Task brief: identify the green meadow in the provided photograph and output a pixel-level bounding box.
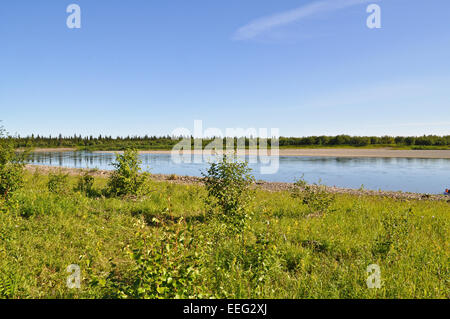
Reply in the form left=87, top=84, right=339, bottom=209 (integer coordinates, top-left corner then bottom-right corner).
left=0, top=167, right=448, bottom=299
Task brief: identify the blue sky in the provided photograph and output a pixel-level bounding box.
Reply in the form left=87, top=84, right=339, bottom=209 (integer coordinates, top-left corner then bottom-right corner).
left=0, top=0, right=449, bottom=137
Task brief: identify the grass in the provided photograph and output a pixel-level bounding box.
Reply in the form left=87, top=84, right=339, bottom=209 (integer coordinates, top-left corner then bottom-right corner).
left=0, top=171, right=448, bottom=299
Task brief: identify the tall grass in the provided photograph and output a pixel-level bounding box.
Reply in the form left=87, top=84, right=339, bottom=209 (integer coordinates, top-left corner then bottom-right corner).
left=0, top=171, right=448, bottom=299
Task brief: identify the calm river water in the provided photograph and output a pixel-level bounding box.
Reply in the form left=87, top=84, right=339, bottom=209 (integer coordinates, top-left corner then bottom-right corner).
left=27, top=151, right=450, bottom=194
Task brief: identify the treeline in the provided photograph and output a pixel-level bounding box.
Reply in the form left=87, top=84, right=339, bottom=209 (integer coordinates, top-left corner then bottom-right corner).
left=10, top=134, right=180, bottom=150
left=5, top=134, right=450, bottom=150
left=278, top=135, right=450, bottom=147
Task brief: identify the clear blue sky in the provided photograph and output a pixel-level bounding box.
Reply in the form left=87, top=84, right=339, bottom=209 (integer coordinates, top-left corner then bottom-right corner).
left=1, top=0, right=449, bottom=137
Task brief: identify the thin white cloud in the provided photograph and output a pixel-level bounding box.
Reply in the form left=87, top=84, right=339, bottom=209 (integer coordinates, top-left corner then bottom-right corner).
left=233, top=0, right=379, bottom=40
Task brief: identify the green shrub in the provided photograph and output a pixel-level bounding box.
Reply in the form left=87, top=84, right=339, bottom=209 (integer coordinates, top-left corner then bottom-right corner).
left=47, top=171, right=70, bottom=194
left=97, top=219, right=206, bottom=299
left=202, top=155, right=255, bottom=232
left=0, top=126, right=28, bottom=201
left=75, top=171, right=95, bottom=196
left=106, top=149, right=150, bottom=197
left=291, top=177, right=335, bottom=214
left=0, top=162, right=26, bottom=201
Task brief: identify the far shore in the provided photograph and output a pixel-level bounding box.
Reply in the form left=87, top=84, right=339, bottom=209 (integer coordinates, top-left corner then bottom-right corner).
left=18, top=148, right=77, bottom=153
left=25, top=147, right=450, bottom=159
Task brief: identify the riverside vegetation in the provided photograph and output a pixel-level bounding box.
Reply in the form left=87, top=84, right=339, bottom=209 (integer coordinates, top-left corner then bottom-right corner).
left=9, top=134, right=450, bottom=151
left=0, top=133, right=448, bottom=298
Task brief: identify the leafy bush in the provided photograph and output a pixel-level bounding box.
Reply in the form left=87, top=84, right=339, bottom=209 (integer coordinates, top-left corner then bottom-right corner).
left=97, top=219, right=206, bottom=299
left=106, top=149, right=150, bottom=197
left=202, top=155, right=255, bottom=231
left=47, top=171, right=70, bottom=194
left=291, top=177, right=335, bottom=214
left=75, top=171, right=95, bottom=196
left=0, top=125, right=28, bottom=201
